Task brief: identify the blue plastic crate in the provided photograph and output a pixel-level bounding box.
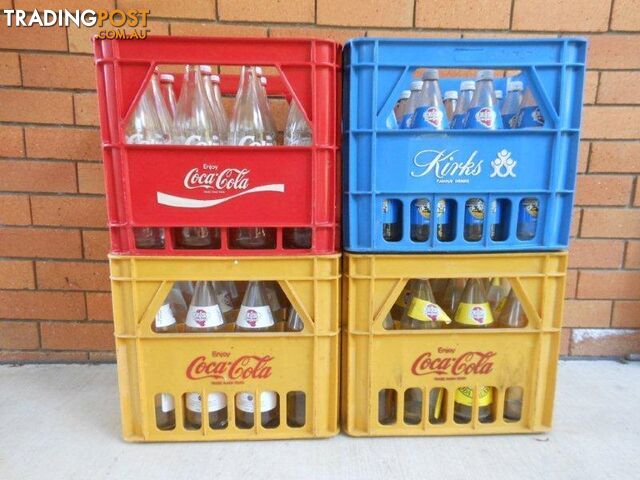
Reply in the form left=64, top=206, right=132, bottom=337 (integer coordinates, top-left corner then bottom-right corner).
left=343, top=38, right=586, bottom=253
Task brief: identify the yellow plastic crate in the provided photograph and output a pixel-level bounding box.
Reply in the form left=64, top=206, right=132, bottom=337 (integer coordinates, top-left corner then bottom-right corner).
left=110, top=254, right=340, bottom=441
left=342, top=252, right=567, bottom=436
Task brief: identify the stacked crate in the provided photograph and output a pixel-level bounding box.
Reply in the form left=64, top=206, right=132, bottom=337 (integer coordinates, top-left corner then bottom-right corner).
left=341, top=38, right=586, bottom=435
left=94, top=37, right=341, bottom=441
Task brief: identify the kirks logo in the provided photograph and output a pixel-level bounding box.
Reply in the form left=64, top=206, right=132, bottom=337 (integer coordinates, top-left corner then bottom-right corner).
left=193, top=308, right=208, bottom=327
left=411, top=347, right=496, bottom=379
left=245, top=309, right=259, bottom=328
left=424, top=106, right=443, bottom=128
left=157, top=163, right=285, bottom=209
left=411, top=149, right=516, bottom=184
left=186, top=351, right=274, bottom=382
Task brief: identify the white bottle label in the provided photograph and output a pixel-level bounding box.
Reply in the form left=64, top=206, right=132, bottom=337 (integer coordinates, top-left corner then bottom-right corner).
left=236, top=392, right=277, bottom=413
left=217, top=291, right=233, bottom=313
left=185, top=304, right=224, bottom=329
left=160, top=393, right=175, bottom=413
left=185, top=392, right=227, bottom=413
left=236, top=305, right=274, bottom=329
left=154, top=304, right=176, bottom=329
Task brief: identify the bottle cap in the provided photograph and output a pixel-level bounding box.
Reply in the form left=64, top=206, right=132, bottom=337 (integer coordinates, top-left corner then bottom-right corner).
left=495, top=90, right=503, bottom=99
left=260, top=76, right=267, bottom=86
left=199, top=65, right=212, bottom=75
left=399, top=89, right=411, bottom=100
left=421, top=68, right=439, bottom=80
left=507, top=81, right=523, bottom=92
left=255, top=66, right=263, bottom=76
left=444, top=90, right=458, bottom=100
left=476, top=69, right=495, bottom=81
left=410, top=80, right=423, bottom=91
left=460, top=80, right=476, bottom=91
left=159, top=73, right=175, bottom=83
left=211, top=74, right=221, bottom=84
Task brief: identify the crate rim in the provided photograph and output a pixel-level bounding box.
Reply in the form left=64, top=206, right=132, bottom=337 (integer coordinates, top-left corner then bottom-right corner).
left=345, top=36, right=588, bottom=47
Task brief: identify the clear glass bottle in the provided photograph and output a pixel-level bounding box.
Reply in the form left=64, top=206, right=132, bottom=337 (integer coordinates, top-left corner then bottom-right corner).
left=173, top=65, right=222, bottom=145
left=185, top=392, right=228, bottom=430
left=400, top=278, right=451, bottom=330
left=517, top=198, right=540, bottom=240
left=176, top=227, right=220, bottom=250
left=501, top=81, right=523, bottom=129
left=159, top=73, right=177, bottom=118
left=516, top=87, right=545, bottom=128
left=400, top=278, right=450, bottom=424
left=153, top=299, right=177, bottom=430
left=382, top=199, right=401, bottom=242
left=284, top=100, right=312, bottom=146
left=200, top=65, right=229, bottom=145
left=498, top=289, right=527, bottom=420
left=443, top=90, right=458, bottom=121
left=411, top=69, right=447, bottom=130
left=399, top=80, right=422, bottom=129
left=450, top=80, right=475, bottom=129
left=235, top=281, right=276, bottom=333
left=210, top=74, right=228, bottom=133
left=453, top=279, right=495, bottom=423
left=394, top=89, right=411, bottom=124
left=229, top=66, right=275, bottom=146
left=258, top=75, right=277, bottom=145
left=487, top=277, right=510, bottom=318
left=185, top=281, right=226, bottom=333
left=134, top=227, right=164, bottom=249
left=410, top=199, right=430, bottom=242
left=464, top=198, right=485, bottom=242
left=441, top=277, right=465, bottom=320
left=235, top=391, right=279, bottom=429
left=125, top=79, right=171, bottom=145
left=464, top=70, right=502, bottom=130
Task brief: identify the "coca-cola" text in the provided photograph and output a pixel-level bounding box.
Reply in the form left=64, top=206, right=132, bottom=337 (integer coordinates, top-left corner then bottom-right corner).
left=184, top=166, right=250, bottom=191
left=411, top=348, right=496, bottom=378
left=186, top=353, right=273, bottom=381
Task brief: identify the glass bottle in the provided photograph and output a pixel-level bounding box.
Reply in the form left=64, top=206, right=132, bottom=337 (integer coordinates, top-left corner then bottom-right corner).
left=153, top=299, right=177, bottom=430
left=443, top=90, right=458, bottom=121
left=498, top=290, right=528, bottom=421
left=453, top=279, right=495, bottom=423
left=411, top=69, right=448, bottom=130
left=464, top=70, right=502, bottom=130
left=501, top=81, right=523, bottom=129
left=284, top=99, right=312, bottom=146
left=450, top=80, right=475, bottom=129
left=394, top=89, right=411, bottom=124
left=235, top=281, right=276, bottom=333
left=410, top=199, right=430, bottom=242
left=400, top=278, right=451, bottom=424
left=173, top=65, right=222, bottom=145
left=229, top=66, right=275, bottom=146
left=516, top=87, right=545, bottom=128
left=200, top=65, right=229, bottom=145
left=159, top=73, right=177, bottom=118
left=185, top=281, right=226, bottom=333
left=399, top=80, right=422, bottom=129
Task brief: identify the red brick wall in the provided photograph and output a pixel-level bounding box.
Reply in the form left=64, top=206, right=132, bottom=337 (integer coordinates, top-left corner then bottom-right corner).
left=0, top=0, right=638, bottom=361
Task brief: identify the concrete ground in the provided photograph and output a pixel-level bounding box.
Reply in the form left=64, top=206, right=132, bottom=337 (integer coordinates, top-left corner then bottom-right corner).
left=0, top=360, right=638, bottom=480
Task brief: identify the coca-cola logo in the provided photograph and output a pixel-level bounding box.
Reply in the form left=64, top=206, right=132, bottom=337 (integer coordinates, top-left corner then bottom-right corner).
left=157, top=163, right=285, bottom=209
left=184, top=165, right=250, bottom=192
left=411, top=347, right=495, bottom=379
left=186, top=351, right=273, bottom=383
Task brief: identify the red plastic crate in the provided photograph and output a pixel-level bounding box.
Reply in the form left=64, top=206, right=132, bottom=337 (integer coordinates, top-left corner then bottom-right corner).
left=93, top=36, right=341, bottom=255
